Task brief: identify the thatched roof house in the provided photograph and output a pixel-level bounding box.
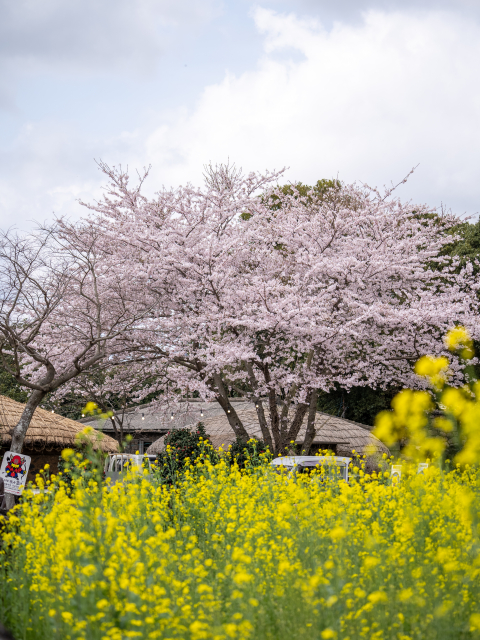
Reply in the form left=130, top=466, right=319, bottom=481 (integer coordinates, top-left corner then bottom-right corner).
left=0, top=395, right=119, bottom=481
left=146, top=400, right=389, bottom=464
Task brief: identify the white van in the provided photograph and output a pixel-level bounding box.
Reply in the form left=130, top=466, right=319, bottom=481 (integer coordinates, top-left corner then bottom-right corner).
left=104, top=454, right=157, bottom=484
left=271, top=456, right=351, bottom=482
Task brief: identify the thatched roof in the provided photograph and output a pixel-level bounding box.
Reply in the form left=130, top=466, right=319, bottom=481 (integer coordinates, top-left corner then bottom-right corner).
left=146, top=401, right=389, bottom=458
left=0, top=395, right=119, bottom=453
left=79, top=398, right=240, bottom=434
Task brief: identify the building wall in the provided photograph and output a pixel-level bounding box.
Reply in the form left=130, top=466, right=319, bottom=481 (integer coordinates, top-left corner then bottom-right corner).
left=25, top=449, right=61, bottom=482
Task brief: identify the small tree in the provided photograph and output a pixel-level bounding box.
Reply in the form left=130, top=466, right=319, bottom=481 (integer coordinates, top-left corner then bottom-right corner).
left=227, top=437, right=268, bottom=469
left=155, top=423, right=214, bottom=483
left=54, top=360, right=167, bottom=446
left=0, top=223, right=153, bottom=509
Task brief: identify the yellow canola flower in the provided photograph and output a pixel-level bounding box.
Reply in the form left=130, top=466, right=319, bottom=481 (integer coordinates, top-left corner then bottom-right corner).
left=415, top=355, right=450, bottom=390
left=2, top=434, right=480, bottom=640
left=391, top=389, right=433, bottom=422
left=433, top=416, right=454, bottom=433
left=363, top=556, right=380, bottom=570
left=61, top=448, right=74, bottom=460
left=445, top=325, right=474, bottom=359
left=83, top=401, right=98, bottom=414
left=374, top=390, right=435, bottom=456
left=233, top=571, right=252, bottom=585
left=398, top=588, right=414, bottom=602
left=81, top=426, right=94, bottom=435
left=415, top=355, right=449, bottom=378
left=330, top=526, right=347, bottom=542
left=470, top=613, right=480, bottom=632
left=441, top=387, right=467, bottom=419
left=368, top=591, right=388, bottom=604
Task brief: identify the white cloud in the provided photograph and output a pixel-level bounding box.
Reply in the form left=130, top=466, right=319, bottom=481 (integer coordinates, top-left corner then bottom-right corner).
left=0, top=0, right=221, bottom=74
left=268, top=0, right=480, bottom=24
left=145, top=7, right=480, bottom=215
left=2, top=5, right=480, bottom=231
left=0, top=0, right=222, bottom=228
left=0, top=122, right=102, bottom=228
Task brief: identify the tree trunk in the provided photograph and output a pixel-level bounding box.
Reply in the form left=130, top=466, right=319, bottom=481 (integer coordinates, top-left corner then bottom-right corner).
left=285, top=401, right=309, bottom=449
left=301, top=389, right=319, bottom=455
left=258, top=363, right=280, bottom=451
left=253, top=399, right=273, bottom=451
left=109, top=415, right=119, bottom=442
left=245, top=362, right=273, bottom=451
left=282, top=351, right=314, bottom=452
left=279, top=383, right=298, bottom=448
left=2, top=389, right=46, bottom=511
left=267, top=389, right=282, bottom=451
left=212, top=373, right=250, bottom=441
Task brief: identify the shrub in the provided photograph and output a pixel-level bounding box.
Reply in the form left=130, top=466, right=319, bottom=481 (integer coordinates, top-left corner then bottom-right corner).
left=226, top=437, right=269, bottom=469
left=155, top=422, right=216, bottom=483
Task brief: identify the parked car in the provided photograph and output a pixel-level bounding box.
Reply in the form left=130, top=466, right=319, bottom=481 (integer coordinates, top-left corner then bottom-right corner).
left=104, top=454, right=157, bottom=484
left=271, top=456, right=352, bottom=481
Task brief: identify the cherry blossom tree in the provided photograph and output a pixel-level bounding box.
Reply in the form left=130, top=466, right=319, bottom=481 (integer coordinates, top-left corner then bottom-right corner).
left=80, top=163, right=480, bottom=454
left=0, top=223, right=154, bottom=507
left=54, top=360, right=168, bottom=445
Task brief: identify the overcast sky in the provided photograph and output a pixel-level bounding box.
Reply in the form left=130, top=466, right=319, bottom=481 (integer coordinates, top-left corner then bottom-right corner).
left=1, top=0, right=480, bottom=228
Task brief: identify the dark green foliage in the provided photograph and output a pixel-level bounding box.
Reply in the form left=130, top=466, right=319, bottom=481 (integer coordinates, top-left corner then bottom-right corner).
left=163, top=422, right=212, bottom=464
left=154, top=422, right=216, bottom=484
left=227, top=437, right=268, bottom=469
left=240, top=178, right=342, bottom=221
left=57, top=454, right=76, bottom=487
left=44, top=391, right=86, bottom=420
left=317, top=385, right=401, bottom=427
left=0, top=362, right=27, bottom=404
left=269, top=178, right=343, bottom=209
left=441, top=219, right=480, bottom=273
left=57, top=446, right=105, bottom=489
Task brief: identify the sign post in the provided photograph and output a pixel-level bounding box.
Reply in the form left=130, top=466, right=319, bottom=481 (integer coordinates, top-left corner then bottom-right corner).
left=0, top=451, right=31, bottom=496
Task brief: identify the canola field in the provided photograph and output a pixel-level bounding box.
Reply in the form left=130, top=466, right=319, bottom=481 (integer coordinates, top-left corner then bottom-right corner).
left=1, top=457, right=480, bottom=640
